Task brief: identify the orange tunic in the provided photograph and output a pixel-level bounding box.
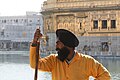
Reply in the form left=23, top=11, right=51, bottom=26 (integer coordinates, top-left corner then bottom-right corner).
left=30, top=46, right=111, bottom=80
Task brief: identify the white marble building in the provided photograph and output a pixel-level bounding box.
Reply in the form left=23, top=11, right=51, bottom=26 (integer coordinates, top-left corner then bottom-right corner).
left=0, top=12, right=43, bottom=51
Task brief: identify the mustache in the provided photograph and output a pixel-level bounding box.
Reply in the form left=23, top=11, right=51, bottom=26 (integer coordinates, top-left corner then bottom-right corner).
left=56, top=48, right=61, bottom=51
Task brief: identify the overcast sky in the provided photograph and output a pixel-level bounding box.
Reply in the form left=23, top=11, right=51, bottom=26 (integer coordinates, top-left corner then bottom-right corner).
left=0, top=0, right=46, bottom=16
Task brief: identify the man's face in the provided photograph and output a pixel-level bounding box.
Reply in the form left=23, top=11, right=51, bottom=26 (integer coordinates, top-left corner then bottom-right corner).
left=56, top=40, right=70, bottom=62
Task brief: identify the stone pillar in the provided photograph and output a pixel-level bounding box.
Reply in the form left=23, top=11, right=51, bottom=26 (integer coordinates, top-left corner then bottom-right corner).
left=91, top=20, right=93, bottom=31
left=10, top=42, right=13, bottom=50
left=116, top=11, right=119, bottom=30
left=98, top=19, right=101, bottom=30
left=3, top=42, right=6, bottom=49
left=107, top=19, right=111, bottom=30
left=53, top=15, right=57, bottom=31
left=43, top=16, right=47, bottom=34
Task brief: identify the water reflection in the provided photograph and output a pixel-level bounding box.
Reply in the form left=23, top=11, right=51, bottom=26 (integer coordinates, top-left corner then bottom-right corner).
left=96, top=58, right=120, bottom=72
left=95, top=58, right=120, bottom=80
left=0, top=51, right=120, bottom=80
left=0, top=54, right=29, bottom=63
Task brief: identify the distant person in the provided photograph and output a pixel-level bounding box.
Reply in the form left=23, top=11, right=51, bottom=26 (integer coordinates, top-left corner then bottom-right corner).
left=30, top=29, right=111, bottom=80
